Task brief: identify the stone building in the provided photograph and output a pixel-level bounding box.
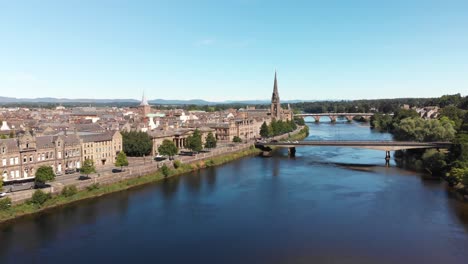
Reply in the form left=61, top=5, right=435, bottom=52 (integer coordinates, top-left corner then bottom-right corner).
left=149, top=127, right=215, bottom=156
left=0, top=131, right=82, bottom=183
left=80, top=131, right=123, bottom=167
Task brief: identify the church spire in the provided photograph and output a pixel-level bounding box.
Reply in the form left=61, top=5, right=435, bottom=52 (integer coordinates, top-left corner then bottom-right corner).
left=140, top=91, right=149, bottom=106
left=270, top=71, right=281, bottom=120
left=272, top=71, right=280, bottom=103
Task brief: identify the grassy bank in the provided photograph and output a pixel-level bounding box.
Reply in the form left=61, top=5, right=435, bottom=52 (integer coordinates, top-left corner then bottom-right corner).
left=286, top=126, right=310, bottom=141
left=0, top=146, right=261, bottom=224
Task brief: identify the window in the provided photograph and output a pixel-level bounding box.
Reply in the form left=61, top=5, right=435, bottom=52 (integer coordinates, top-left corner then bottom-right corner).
left=58, top=151, right=62, bottom=159
left=10, top=158, right=13, bottom=165
left=23, top=157, right=27, bottom=163
left=29, top=155, right=33, bottom=162
left=1, top=147, right=5, bottom=154
left=15, top=170, right=19, bottom=178
left=10, top=171, right=14, bottom=177
left=58, top=141, right=61, bottom=147
left=14, top=157, right=18, bottom=165
left=2, top=159, right=6, bottom=166
left=2, top=170, right=7, bottom=178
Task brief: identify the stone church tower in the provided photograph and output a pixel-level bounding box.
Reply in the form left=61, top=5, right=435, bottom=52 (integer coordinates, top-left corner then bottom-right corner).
left=270, top=71, right=281, bottom=120
left=139, top=92, right=151, bottom=117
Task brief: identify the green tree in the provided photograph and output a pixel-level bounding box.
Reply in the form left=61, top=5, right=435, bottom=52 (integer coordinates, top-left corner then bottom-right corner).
left=421, top=149, right=447, bottom=176
left=260, top=121, right=269, bottom=138
left=204, top=132, right=217, bottom=149
left=294, top=117, right=305, bottom=126
left=0, top=175, right=3, bottom=191
left=393, top=117, right=455, bottom=142
left=440, top=106, right=465, bottom=131
left=115, top=151, right=129, bottom=170
left=61, top=185, right=78, bottom=197
left=160, top=164, right=170, bottom=177
left=0, top=197, right=11, bottom=210
left=31, top=190, right=51, bottom=205
left=158, top=139, right=178, bottom=158
left=121, top=131, right=152, bottom=157
left=35, top=165, right=55, bottom=186
left=80, top=159, right=96, bottom=178
left=233, top=136, right=242, bottom=143
left=186, top=129, right=203, bottom=152
left=449, top=167, right=468, bottom=184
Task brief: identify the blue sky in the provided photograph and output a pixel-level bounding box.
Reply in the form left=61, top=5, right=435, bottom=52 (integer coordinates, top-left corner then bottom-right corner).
left=0, top=0, right=467, bottom=101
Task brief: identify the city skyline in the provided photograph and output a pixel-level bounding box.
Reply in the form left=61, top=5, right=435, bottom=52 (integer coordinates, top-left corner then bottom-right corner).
left=1, top=1, right=467, bottom=101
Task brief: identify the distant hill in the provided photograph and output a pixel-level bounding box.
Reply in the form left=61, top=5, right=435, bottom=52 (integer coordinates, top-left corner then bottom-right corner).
left=0, top=96, right=315, bottom=106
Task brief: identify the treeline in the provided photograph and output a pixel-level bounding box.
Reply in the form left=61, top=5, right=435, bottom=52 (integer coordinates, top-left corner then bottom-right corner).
left=369, top=98, right=468, bottom=194
left=291, top=94, right=468, bottom=114
left=260, top=119, right=298, bottom=138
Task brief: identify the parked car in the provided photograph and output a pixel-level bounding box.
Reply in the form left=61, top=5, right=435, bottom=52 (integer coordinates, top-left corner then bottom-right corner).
left=65, top=168, right=76, bottom=174
left=0, top=192, right=7, bottom=198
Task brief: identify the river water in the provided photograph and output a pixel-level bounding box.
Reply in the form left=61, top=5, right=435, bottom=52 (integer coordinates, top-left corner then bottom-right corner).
left=1, top=119, right=468, bottom=264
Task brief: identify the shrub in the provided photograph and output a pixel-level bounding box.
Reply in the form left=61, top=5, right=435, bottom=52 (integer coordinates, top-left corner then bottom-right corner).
left=173, top=160, right=182, bottom=169
left=86, top=183, right=100, bottom=191
left=205, top=159, right=215, bottom=167
left=61, top=185, right=78, bottom=197
left=0, top=197, right=12, bottom=210
left=31, top=190, right=51, bottom=205
left=161, top=164, right=170, bottom=177
left=233, top=136, right=242, bottom=143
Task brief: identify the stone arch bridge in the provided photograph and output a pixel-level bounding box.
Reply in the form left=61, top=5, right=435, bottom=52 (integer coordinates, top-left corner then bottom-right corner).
left=294, top=113, right=376, bottom=122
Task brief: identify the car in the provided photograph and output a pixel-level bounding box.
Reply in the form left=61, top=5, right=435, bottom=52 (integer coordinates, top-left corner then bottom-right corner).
left=112, top=168, right=123, bottom=173
left=65, top=168, right=76, bottom=174
left=0, top=192, right=7, bottom=198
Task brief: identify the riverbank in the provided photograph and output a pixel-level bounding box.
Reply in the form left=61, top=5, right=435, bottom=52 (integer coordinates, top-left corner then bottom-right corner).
left=0, top=146, right=263, bottom=225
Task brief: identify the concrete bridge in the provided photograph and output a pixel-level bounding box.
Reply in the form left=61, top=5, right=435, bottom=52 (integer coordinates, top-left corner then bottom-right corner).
left=255, top=140, right=452, bottom=165
left=295, top=113, right=375, bottom=122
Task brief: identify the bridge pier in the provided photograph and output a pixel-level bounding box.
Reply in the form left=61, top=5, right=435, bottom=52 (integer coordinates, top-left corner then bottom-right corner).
left=288, top=147, right=296, bottom=157
left=329, top=116, right=337, bottom=122
left=313, top=116, right=321, bottom=122
left=385, top=151, right=391, bottom=166
left=345, top=116, right=354, bottom=122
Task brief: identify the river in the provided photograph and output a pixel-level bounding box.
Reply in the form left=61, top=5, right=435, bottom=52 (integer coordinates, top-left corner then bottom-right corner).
left=1, top=119, right=468, bottom=264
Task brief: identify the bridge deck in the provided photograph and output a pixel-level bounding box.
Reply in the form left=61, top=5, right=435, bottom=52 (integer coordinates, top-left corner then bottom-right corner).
left=255, top=141, right=452, bottom=151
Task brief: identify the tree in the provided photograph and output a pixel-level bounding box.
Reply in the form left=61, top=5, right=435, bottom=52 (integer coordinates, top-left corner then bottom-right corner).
left=233, top=136, right=242, bottom=143
left=393, top=117, right=456, bottom=142
left=158, top=139, right=178, bottom=158
left=115, top=151, right=129, bottom=170
left=121, top=131, right=152, bottom=157
left=0, top=175, right=3, bottom=191
left=35, top=165, right=55, bottom=186
left=440, top=106, right=465, bottom=131
left=186, top=129, right=203, bottom=152
left=31, top=190, right=51, bottom=205
left=421, top=149, right=447, bottom=176
left=260, top=121, right=269, bottom=138
left=80, top=159, right=96, bottom=178
left=160, top=164, right=170, bottom=177
left=204, top=132, right=217, bottom=149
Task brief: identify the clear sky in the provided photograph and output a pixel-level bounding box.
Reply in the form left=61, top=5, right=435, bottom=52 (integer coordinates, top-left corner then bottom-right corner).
left=0, top=0, right=467, bottom=101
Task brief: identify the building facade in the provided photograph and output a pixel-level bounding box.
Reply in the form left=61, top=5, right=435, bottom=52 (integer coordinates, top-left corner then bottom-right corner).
left=1, top=131, right=82, bottom=183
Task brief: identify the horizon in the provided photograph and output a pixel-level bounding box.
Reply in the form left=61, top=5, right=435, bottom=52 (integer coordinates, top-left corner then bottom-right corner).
left=1, top=1, right=467, bottom=100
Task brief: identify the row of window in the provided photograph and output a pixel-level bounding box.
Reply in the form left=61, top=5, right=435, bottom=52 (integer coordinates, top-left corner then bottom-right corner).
left=2, top=157, right=19, bottom=166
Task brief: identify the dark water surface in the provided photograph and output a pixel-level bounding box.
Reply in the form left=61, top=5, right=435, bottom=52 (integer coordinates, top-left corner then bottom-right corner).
left=1, top=120, right=468, bottom=264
